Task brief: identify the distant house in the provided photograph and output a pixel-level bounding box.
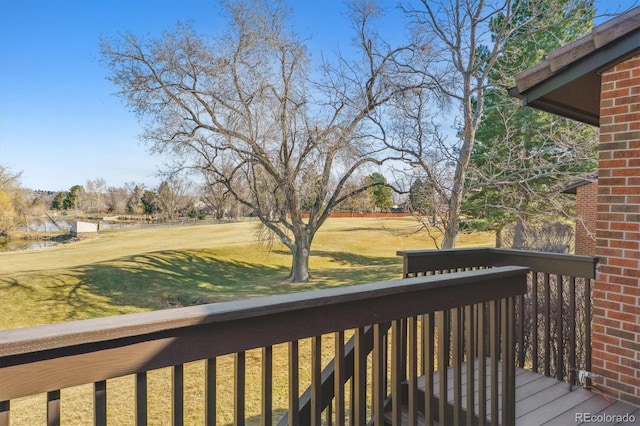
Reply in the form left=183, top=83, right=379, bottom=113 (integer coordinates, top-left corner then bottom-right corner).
left=562, top=175, right=598, bottom=256
left=71, top=221, right=98, bottom=237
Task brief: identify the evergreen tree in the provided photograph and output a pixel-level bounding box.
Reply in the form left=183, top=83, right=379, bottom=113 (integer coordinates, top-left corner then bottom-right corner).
left=463, top=0, right=597, bottom=247
left=366, top=173, right=393, bottom=212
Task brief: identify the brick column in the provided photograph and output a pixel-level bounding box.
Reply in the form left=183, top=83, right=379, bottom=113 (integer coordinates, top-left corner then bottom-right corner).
left=592, top=53, right=640, bottom=407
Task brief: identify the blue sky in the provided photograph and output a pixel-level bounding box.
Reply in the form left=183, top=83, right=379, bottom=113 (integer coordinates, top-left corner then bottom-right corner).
left=0, top=0, right=637, bottom=191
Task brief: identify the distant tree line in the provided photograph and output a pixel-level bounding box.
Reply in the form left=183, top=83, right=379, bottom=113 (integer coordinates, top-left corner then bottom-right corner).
left=19, top=172, right=396, bottom=222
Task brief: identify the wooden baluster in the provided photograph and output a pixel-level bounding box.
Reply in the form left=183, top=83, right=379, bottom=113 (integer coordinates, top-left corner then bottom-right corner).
left=518, top=292, right=525, bottom=368
left=334, top=331, right=345, bottom=424
left=556, top=275, right=564, bottom=381
left=173, top=365, right=184, bottom=426
left=311, top=336, right=322, bottom=426
left=0, top=400, right=8, bottom=426
left=544, top=273, right=551, bottom=377
left=391, top=320, right=403, bottom=425
left=532, top=272, right=539, bottom=373
left=465, top=304, right=475, bottom=425
left=94, top=380, right=107, bottom=426
left=262, top=347, right=272, bottom=426
left=136, top=372, right=147, bottom=426
left=289, top=341, right=299, bottom=426
left=206, top=358, right=216, bottom=426
left=437, top=310, right=450, bottom=426
left=585, top=278, right=592, bottom=378
left=423, top=313, right=435, bottom=426
left=569, top=278, right=576, bottom=387
left=501, top=298, right=516, bottom=426
left=235, top=352, right=246, bottom=426
left=477, top=302, right=486, bottom=426
left=373, top=323, right=385, bottom=425
left=47, top=390, right=60, bottom=426
left=407, top=316, right=418, bottom=426
left=452, top=308, right=463, bottom=426
left=489, top=301, right=499, bottom=426
left=353, top=328, right=367, bottom=426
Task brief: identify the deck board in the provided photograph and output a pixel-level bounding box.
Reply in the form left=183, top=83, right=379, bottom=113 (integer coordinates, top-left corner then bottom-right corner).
left=407, top=361, right=639, bottom=426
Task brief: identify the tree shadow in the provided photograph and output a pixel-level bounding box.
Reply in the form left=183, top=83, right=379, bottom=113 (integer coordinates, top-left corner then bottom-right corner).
left=310, top=250, right=400, bottom=267
left=3, top=248, right=404, bottom=328
left=78, top=249, right=292, bottom=310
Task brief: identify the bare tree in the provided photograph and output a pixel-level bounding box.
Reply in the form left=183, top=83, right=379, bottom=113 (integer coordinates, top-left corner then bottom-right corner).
left=156, top=177, right=193, bottom=220
left=101, top=0, right=421, bottom=282
left=0, top=165, right=29, bottom=236
left=389, top=0, right=593, bottom=248
left=83, top=178, right=107, bottom=214
left=105, top=186, right=129, bottom=215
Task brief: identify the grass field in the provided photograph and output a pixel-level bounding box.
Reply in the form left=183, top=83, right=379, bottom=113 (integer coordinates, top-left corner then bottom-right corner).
left=1, top=217, right=494, bottom=424
left=1, top=217, right=493, bottom=330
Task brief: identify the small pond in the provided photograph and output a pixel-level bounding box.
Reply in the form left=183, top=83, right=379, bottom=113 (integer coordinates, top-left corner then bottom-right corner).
left=0, top=240, right=59, bottom=252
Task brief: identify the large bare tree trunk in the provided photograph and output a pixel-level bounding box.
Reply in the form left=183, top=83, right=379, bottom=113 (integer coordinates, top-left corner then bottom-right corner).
left=288, top=240, right=311, bottom=283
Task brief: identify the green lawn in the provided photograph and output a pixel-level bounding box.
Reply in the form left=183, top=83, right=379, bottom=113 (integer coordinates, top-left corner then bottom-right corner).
left=1, top=217, right=493, bottom=425
left=1, top=217, right=493, bottom=330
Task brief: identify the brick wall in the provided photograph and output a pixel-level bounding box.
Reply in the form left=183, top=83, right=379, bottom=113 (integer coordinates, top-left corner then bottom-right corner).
left=592, top=53, right=640, bottom=407
left=575, top=181, right=598, bottom=256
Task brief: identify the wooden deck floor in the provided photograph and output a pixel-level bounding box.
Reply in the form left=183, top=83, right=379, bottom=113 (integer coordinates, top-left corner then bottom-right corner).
left=512, top=369, right=638, bottom=425
left=395, top=361, right=639, bottom=425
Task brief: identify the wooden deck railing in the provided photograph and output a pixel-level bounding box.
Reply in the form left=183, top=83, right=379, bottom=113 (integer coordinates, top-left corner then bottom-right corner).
left=397, top=248, right=598, bottom=387
left=0, top=266, right=528, bottom=425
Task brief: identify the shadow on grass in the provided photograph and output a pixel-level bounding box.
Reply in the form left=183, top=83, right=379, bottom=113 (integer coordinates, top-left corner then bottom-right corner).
left=78, top=249, right=293, bottom=310
left=310, top=250, right=400, bottom=266
left=1, top=248, right=404, bottom=327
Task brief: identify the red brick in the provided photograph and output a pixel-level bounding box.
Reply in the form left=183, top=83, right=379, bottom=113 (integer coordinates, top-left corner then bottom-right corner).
left=601, top=123, right=629, bottom=133
left=592, top=315, right=621, bottom=329
left=622, top=286, right=640, bottom=296
left=600, top=159, right=628, bottom=168
left=605, top=359, right=635, bottom=375
left=613, top=149, right=640, bottom=158
left=615, top=112, right=640, bottom=123
left=596, top=247, right=624, bottom=258
left=607, top=310, right=638, bottom=323
left=612, top=186, right=640, bottom=195
left=615, top=96, right=638, bottom=106
left=602, top=88, right=632, bottom=100
left=592, top=348, right=620, bottom=363
left=610, top=222, right=640, bottom=231
left=608, top=275, right=639, bottom=286
left=616, top=77, right=640, bottom=89
left=602, top=70, right=631, bottom=84
left=622, top=303, right=640, bottom=315
left=621, top=322, right=640, bottom=334
left=607, top=292, right=637, bottom=304
left=613, top=131, right=640, bottom=141
left=613, top=167, right=640, bottom=177
left=610, top=240, right=639, bottom=250
left=613, top=56, right=640, bottom=70
left=594, top=280, right=622, bottom=293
